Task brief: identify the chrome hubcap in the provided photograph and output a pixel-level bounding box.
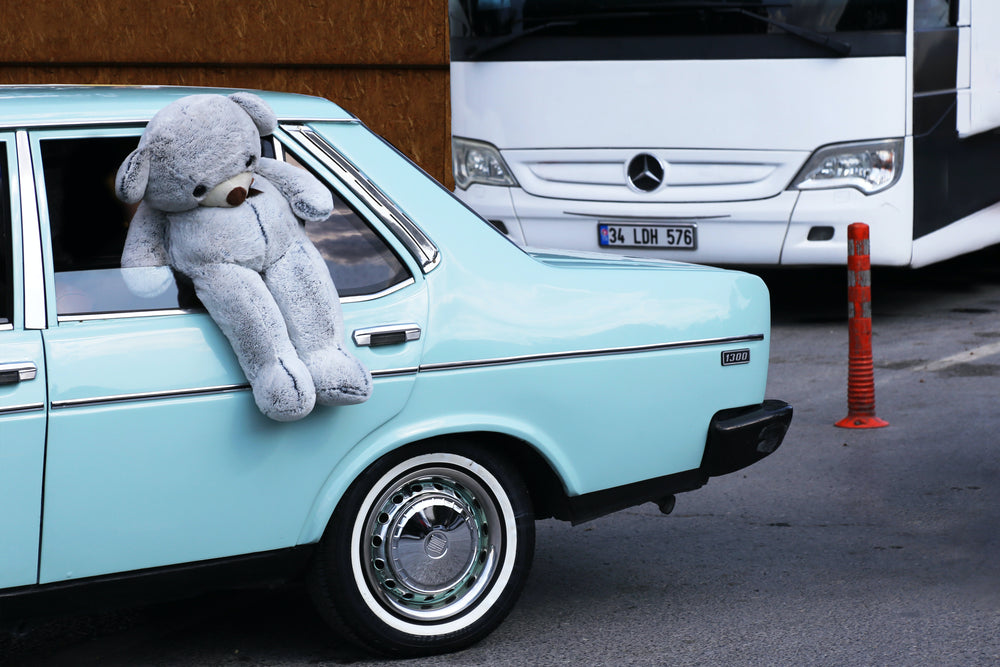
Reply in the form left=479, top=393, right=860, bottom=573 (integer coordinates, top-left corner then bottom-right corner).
left=363, top=467, right=502, bottom=621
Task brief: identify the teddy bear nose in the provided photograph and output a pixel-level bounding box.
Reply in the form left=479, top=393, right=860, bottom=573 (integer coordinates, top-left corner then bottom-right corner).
left=227, top=187, right=248, bottom=206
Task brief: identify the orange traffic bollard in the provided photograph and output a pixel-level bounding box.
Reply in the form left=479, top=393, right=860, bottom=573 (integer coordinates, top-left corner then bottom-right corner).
left=836, top=223, right=889, bottom=429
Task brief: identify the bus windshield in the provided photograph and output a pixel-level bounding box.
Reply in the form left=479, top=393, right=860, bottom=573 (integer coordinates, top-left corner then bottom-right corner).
left=450, top=1, right=932, bottom=61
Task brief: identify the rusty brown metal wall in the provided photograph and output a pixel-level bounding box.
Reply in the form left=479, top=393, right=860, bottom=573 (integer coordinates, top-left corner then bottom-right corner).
left=0, top=0, right=452, bottom=184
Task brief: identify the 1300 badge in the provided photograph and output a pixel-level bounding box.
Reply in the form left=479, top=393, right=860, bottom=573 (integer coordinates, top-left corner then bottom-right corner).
left=721, top=349, right=750, bottom=366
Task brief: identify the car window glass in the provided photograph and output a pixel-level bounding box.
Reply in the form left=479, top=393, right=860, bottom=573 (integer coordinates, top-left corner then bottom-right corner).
left=915, top=0, right=954, bottom=29
left=42, top=136, right=198, bottom=317
left=281, top=150, right=411, bottom=298
left=0, top=142, right=12, bottom=325
left=43, top=135, right=411, bottom=318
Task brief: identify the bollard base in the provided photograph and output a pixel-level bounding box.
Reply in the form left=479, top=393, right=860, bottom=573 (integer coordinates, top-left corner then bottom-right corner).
left=835, top=415, right=889, bottom=429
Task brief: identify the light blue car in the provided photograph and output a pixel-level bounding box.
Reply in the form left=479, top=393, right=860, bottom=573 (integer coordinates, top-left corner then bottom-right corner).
left=0, top=86, right=791, bottom=656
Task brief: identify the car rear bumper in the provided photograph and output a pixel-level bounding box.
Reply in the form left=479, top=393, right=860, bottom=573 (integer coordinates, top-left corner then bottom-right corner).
left=701, top=399, right=793, bottom=477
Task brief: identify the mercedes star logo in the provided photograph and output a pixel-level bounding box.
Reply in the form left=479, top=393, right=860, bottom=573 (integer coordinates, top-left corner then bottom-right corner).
left=627, top=153, right=665, bottom=192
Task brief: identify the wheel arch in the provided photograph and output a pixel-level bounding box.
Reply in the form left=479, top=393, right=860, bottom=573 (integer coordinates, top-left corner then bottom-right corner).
left=296, top=423, right=574, bottom=546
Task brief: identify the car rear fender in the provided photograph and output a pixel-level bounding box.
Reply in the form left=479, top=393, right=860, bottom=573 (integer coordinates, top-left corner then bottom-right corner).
left=295, top=413, right=572, bottom=546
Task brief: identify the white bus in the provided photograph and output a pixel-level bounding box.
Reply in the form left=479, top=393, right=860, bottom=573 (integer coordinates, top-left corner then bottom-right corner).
left=449, top=1, right=1000, bottom=267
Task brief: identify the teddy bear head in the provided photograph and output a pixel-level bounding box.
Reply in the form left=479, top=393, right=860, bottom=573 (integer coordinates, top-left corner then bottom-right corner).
left=116, top=92, right=278, bottom=213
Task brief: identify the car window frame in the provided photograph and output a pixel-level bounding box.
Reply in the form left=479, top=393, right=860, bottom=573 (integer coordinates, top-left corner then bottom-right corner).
left=0, top=132, right=20, bottom=331
left=269, top=130, right=422, bottom=304
left=280, top=124, right=441, bottom=277
left=27, top=125, right=424, bottom=324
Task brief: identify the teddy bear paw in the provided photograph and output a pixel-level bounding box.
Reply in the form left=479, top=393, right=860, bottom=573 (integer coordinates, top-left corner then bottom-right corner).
left=290, top=195, right=333, bottom=223
left=304, top=346, right=373, bottom=406
left=252, top=358, right=317, bottom=421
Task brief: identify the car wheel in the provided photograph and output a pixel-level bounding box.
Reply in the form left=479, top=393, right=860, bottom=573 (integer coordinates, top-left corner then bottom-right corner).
left=307, top=442, right=535, bottom=656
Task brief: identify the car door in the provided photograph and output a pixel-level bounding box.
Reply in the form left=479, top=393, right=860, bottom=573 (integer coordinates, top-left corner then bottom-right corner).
left=0, top=132, right=47, bottom=589
left=29, top=128, right=428, bottom=583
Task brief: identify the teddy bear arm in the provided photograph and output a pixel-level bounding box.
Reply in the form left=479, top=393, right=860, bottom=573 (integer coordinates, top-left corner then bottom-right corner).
left=256, top=157, right=334, bottom=222
left=121, top=204, right=170, bottom=268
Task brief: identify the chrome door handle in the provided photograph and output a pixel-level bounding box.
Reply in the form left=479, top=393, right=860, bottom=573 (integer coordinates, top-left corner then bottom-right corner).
left=353, top=324, right=421, bottom=348
left=0, top=362, right=38, bottom=385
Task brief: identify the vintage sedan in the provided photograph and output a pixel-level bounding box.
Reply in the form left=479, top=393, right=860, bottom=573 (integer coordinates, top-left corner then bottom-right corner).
left=0, top=85, right=791, bottom=656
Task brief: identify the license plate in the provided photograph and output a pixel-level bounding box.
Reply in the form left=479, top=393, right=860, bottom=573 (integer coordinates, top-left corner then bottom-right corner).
left=598, top=223, right=697, bottom=250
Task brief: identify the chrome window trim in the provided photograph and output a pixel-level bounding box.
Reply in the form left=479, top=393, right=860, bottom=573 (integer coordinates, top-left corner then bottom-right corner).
left=282, top=125, right=441, bottom=274
left=53, top=277, right=415, bottom=320
left=0, top=402, right=45, bottom=416
left=56, top=308, right=205, bottom=323
left=16, top=131, right=46, bottom=330
left=340, top=277, right=415, bottom=304
left=0, top=323, right=12, bottom=331
left=50, top=383, right=250, bottom=410
left=417, top=334, right=766, bottom=373
left=52, top=277, right=414, bottom=320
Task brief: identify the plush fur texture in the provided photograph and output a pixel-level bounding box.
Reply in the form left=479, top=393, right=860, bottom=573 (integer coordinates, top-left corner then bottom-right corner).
left=116, top=93, right=372, bottom=421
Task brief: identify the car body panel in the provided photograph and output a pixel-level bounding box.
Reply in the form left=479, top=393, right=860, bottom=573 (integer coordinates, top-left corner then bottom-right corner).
left=0, top=85, right=353, bottom=128
left=307, top=121, right=772, bottom=495
left=40, top=286, right=428, bottom=583
left=0, top=332, right=47, bottom=589
left=0, top=130, right=48, bottom=589
left=0, top=87, right=786, bottom=603
left=20, top=112, right=431, bottom=582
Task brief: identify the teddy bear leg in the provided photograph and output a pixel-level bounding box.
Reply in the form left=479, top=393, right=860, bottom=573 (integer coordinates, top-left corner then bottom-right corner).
left=263, top=242, right=373, bottom=406
left=191, top=263, right=317, bottom=421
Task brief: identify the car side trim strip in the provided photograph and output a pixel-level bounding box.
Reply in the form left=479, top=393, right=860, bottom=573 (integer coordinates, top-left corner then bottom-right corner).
left=0, top=403, right=45, bottom=416
left=50, top=384, right=251, bottom=410
left=372, top=367, right=420, bottom=378
left=418, top=334, right=766, bottom=373
left=46, top=370, right=419, bottom=409
left=45, top=335, right=762, bottom=409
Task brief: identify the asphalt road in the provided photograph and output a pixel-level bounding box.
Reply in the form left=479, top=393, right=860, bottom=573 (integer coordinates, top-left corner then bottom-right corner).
left=4, top=248, right=1000, bottom=666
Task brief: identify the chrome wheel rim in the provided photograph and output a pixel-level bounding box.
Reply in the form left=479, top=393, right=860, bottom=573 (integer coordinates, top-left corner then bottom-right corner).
left=360, top=464, right=504, bottom=623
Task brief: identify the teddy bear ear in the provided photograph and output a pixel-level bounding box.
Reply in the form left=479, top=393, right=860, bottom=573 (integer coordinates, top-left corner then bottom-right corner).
left=228, top=92, right=278, bottom=137
left=115, top=147, right=150, bottom=205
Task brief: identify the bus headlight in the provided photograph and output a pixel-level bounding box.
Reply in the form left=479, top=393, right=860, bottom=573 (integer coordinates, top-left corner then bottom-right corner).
left=790, top=139, right=903, bottom=195
left=452, top=137, right=518, bottom=189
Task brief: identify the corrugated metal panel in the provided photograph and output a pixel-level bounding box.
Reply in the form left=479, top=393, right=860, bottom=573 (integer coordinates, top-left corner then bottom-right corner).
left=0, top=1, right=451, bottom=185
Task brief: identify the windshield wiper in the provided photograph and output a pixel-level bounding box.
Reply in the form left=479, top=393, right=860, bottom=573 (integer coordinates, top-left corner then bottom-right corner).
left=732, top=8, right=852, bottom=56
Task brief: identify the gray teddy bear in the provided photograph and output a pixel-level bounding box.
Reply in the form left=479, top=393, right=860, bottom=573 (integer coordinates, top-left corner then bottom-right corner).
left=116, top=92, right=372, bottom=421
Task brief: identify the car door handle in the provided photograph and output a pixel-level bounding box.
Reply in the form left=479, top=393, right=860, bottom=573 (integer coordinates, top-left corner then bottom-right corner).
left=353, top=324, right=422, bottom=348
left=0, top=362, right=38, bottom=385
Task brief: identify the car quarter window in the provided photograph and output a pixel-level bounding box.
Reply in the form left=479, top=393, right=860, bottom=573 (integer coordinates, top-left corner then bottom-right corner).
left=43, top=134, right=410, bottom=319
left=0, top=142, right=11, bottom=326
left=279, top=147, right=411, bottom=299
